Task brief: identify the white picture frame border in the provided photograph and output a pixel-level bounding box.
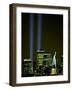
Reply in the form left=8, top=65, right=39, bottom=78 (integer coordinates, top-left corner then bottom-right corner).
left=16, top=6, right=69, bottom=84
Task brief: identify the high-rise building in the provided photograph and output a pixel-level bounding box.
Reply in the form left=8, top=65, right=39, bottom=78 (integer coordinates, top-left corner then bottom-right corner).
left=36, top=50, right=52, bottom=67
left=22, top=59, right=33, bottom=77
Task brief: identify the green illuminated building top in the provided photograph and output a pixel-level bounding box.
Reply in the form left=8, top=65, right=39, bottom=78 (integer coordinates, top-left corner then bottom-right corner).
left=36, top=50, right=52, bottom=67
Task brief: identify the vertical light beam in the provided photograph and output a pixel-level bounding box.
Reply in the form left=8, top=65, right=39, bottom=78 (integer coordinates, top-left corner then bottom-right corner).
left=37, top=14, right=42, bottom=50
left=30, top=14, right=34, bottom=62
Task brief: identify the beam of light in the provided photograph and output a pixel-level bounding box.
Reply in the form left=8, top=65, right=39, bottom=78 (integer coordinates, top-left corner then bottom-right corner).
left=37, top=14, right=42, bottom=50
left=29, top=14, right=34, bottom=62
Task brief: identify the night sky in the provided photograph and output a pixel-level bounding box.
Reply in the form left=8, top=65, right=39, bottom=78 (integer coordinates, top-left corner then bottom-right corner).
left=21, top=13, right=63, bottom=66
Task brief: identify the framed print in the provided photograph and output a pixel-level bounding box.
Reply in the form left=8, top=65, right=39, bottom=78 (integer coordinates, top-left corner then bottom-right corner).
left=9, top=3, right=70, bottom=86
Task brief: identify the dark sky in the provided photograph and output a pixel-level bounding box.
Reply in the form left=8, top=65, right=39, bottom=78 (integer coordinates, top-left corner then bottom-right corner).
left=22, top=13, right=63, bottom=64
